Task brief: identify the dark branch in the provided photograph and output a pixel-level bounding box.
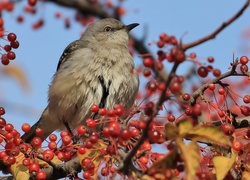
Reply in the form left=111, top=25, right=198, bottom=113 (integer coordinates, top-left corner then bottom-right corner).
left=182, top=0, right=250, bottom=50
left=190, top=71, right=250, bottom=106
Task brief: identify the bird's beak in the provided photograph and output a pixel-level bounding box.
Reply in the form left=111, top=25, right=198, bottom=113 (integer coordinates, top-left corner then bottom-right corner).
left=125, top=23, right=139, bottom=32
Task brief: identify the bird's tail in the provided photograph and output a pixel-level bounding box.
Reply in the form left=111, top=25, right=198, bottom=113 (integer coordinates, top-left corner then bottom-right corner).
left=21, top=107, right=56, bottom=143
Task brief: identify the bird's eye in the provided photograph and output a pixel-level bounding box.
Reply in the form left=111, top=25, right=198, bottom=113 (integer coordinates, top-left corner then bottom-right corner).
left=104, top=26, right=112, bottom=32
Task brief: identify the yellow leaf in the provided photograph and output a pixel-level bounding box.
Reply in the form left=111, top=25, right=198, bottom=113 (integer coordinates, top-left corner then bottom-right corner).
left=10, top=153, right=30, bottom=180
left=212, top=151, right=237, bottom=180
left=176, top=138, right=200, bottom=180
left=186, top=124, right=232, bottom=146
left=151, top=147, right=178, bottom=170
left=165, top=123, right=178, bottom=140
left=177, top=119, right=193, bottom=137
left=11, top=149, right=62, bottom=179
left=0, top=65, right=30, bottom=92
left=77, top=141, right=107, bottom=180
left=242, top=171, right=250, bottom=180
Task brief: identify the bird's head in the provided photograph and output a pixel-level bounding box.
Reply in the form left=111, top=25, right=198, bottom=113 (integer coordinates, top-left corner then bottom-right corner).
left=81, top=18, right=139, bottom=46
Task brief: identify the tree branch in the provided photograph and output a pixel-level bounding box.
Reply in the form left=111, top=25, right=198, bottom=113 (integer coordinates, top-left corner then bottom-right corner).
left=182, top=0, right=250, bottom=50
left=190, top=71, right=250, bottom=106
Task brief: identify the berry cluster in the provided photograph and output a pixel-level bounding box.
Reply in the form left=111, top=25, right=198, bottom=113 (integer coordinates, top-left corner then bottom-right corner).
left=0, top=32, right=19, bottom=65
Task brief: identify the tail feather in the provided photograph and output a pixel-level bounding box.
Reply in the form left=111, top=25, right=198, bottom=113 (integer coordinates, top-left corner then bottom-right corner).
left=21, top=107, right=56, bottom=143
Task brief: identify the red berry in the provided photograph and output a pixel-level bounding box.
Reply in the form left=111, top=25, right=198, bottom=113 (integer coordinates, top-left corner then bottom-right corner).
left=148, top=130, right=161, bottom=143
left=144, top=102, right=155, bottom=116
left=19, top=143, right=29, bottom=153
left=21, top=123, right=31, bottom=133
left=240, top=64, right=248, bottom=73
left=120, top=128, right=131, bottom=140
left=10, top=40, right=19, bottom=49
left=108, top=122, right=120, bottom=138
left=240, top=56, right=249, bottom=65
left=28, top=0, right=37, bottom=6
left=240, top=105, right=250, bottom=116
left=31, top=137, right=42, bottom=148
left=3, top=45, right=11, bottom=52
left=91, top=104, right=99, bottom=113
left=243, top=95, right=250, bottom=104
left=60, top=130, right=69, bottom=137
left=35, top=128, right=43, bottom=137
left=101, top=167, right=110, bottom=176
left=62, top=135, right=72, bottom=145
left=182, top=93, right=190, bottom=101
left=5, top=123, right=14, bottom=132
left=77, top=125, right=86, bottom=135
left=0, top=18, right=4, bottom=27
left=78, top=146, right=86, bottom=155
left=232, top=141, right=243, bottom=151
left=167, top=114, right=175, bottom=122
left=208, top=84, right=215, bottom=91
left=155, top=62, right=164, bottom=70
left=189, top=52, right=196, bottom=59
left=169, top=81, right=181, bottom=94
left=99, top=108, right=107, bottom=116
left=221, top=123, right=235, bottom=136
left=86, top=118, right=96, bottom=128
left=89, top=134, right=98, bottom=144
left=143, top=58, right=154, bottom=67
left=213, top=69, right=221, bottom=77
left=218, top=88, right=225, bottom=95
left=197, top=66, right=208, bottom=78
left=83, top=171, right=91, bottom=179
left=7, top=51, right=16, bottom=60
left=36, top=171, right=46, bottom=180
left=207, top=56, right=214, bottom=63
left=7, top=33, right=17, bottom=42
left=22, top=158, right=30, bottom=166
left=81, top=158, right=91, bottom=167
left=157, top=40, right=164, bottom=48
left=0, top=107, right=5, bottom=115
left=143, top=68, right=152, bottom=77
left=0, top=117, right=6, bottom=128
left=147, top=81, right=158, bottom=93
left=43, top=150, right=54, bottom=162
left=48, top=141, right=57, bottom=150
left=0, top=151, right=7, bottom=160
left=29, top=162, right=40, bottom=173
left=49, top=134, right=57, bottom=142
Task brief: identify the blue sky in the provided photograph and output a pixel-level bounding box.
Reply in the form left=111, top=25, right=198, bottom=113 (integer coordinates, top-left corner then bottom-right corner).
left=1, top=0, right=250, bottom=134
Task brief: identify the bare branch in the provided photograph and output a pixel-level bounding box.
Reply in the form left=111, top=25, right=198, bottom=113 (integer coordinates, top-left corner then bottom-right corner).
left=190, top=71, right=250, bottom=106
left=182, top=0, right=250, bottom=50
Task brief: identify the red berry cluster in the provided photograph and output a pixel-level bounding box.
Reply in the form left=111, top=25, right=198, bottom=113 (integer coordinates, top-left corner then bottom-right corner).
left=0, top=31, right=19, bottom=65
left=0, top=107, right=47, bottom=179
left=0, top=1, right=14, bottom=14
left=196, top=56, right=222, bottom=78
left=239, top=55, right=249, bottom=73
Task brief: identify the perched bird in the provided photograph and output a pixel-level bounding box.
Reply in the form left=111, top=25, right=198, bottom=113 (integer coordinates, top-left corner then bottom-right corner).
left=21, top=18, right=139, bottom=142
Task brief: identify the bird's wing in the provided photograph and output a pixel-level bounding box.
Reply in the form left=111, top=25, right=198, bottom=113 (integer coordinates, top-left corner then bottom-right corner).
left=56, top=40, right=89, bottom=71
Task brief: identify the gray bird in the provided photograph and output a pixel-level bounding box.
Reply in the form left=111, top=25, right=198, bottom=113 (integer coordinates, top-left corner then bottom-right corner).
left=22, top=18, right=139, bottom=142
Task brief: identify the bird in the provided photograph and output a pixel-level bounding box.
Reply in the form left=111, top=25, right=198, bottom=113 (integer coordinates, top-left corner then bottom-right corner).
left=21, top=18, right=139, bottom=143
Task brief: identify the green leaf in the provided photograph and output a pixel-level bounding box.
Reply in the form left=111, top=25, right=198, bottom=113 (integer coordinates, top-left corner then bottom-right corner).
left=176, top=138, right=200, bottom=180
left=185, top=124, right=232, bottom=146
left=213, top=151, right=237, bottom=180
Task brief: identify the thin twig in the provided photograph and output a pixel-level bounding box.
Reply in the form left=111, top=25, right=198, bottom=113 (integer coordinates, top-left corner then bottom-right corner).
left=118, top=62, right=180, bottom=174
left=182, top=0, right=250, bottom=50
left=190, top=71, right=250, bottom=106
